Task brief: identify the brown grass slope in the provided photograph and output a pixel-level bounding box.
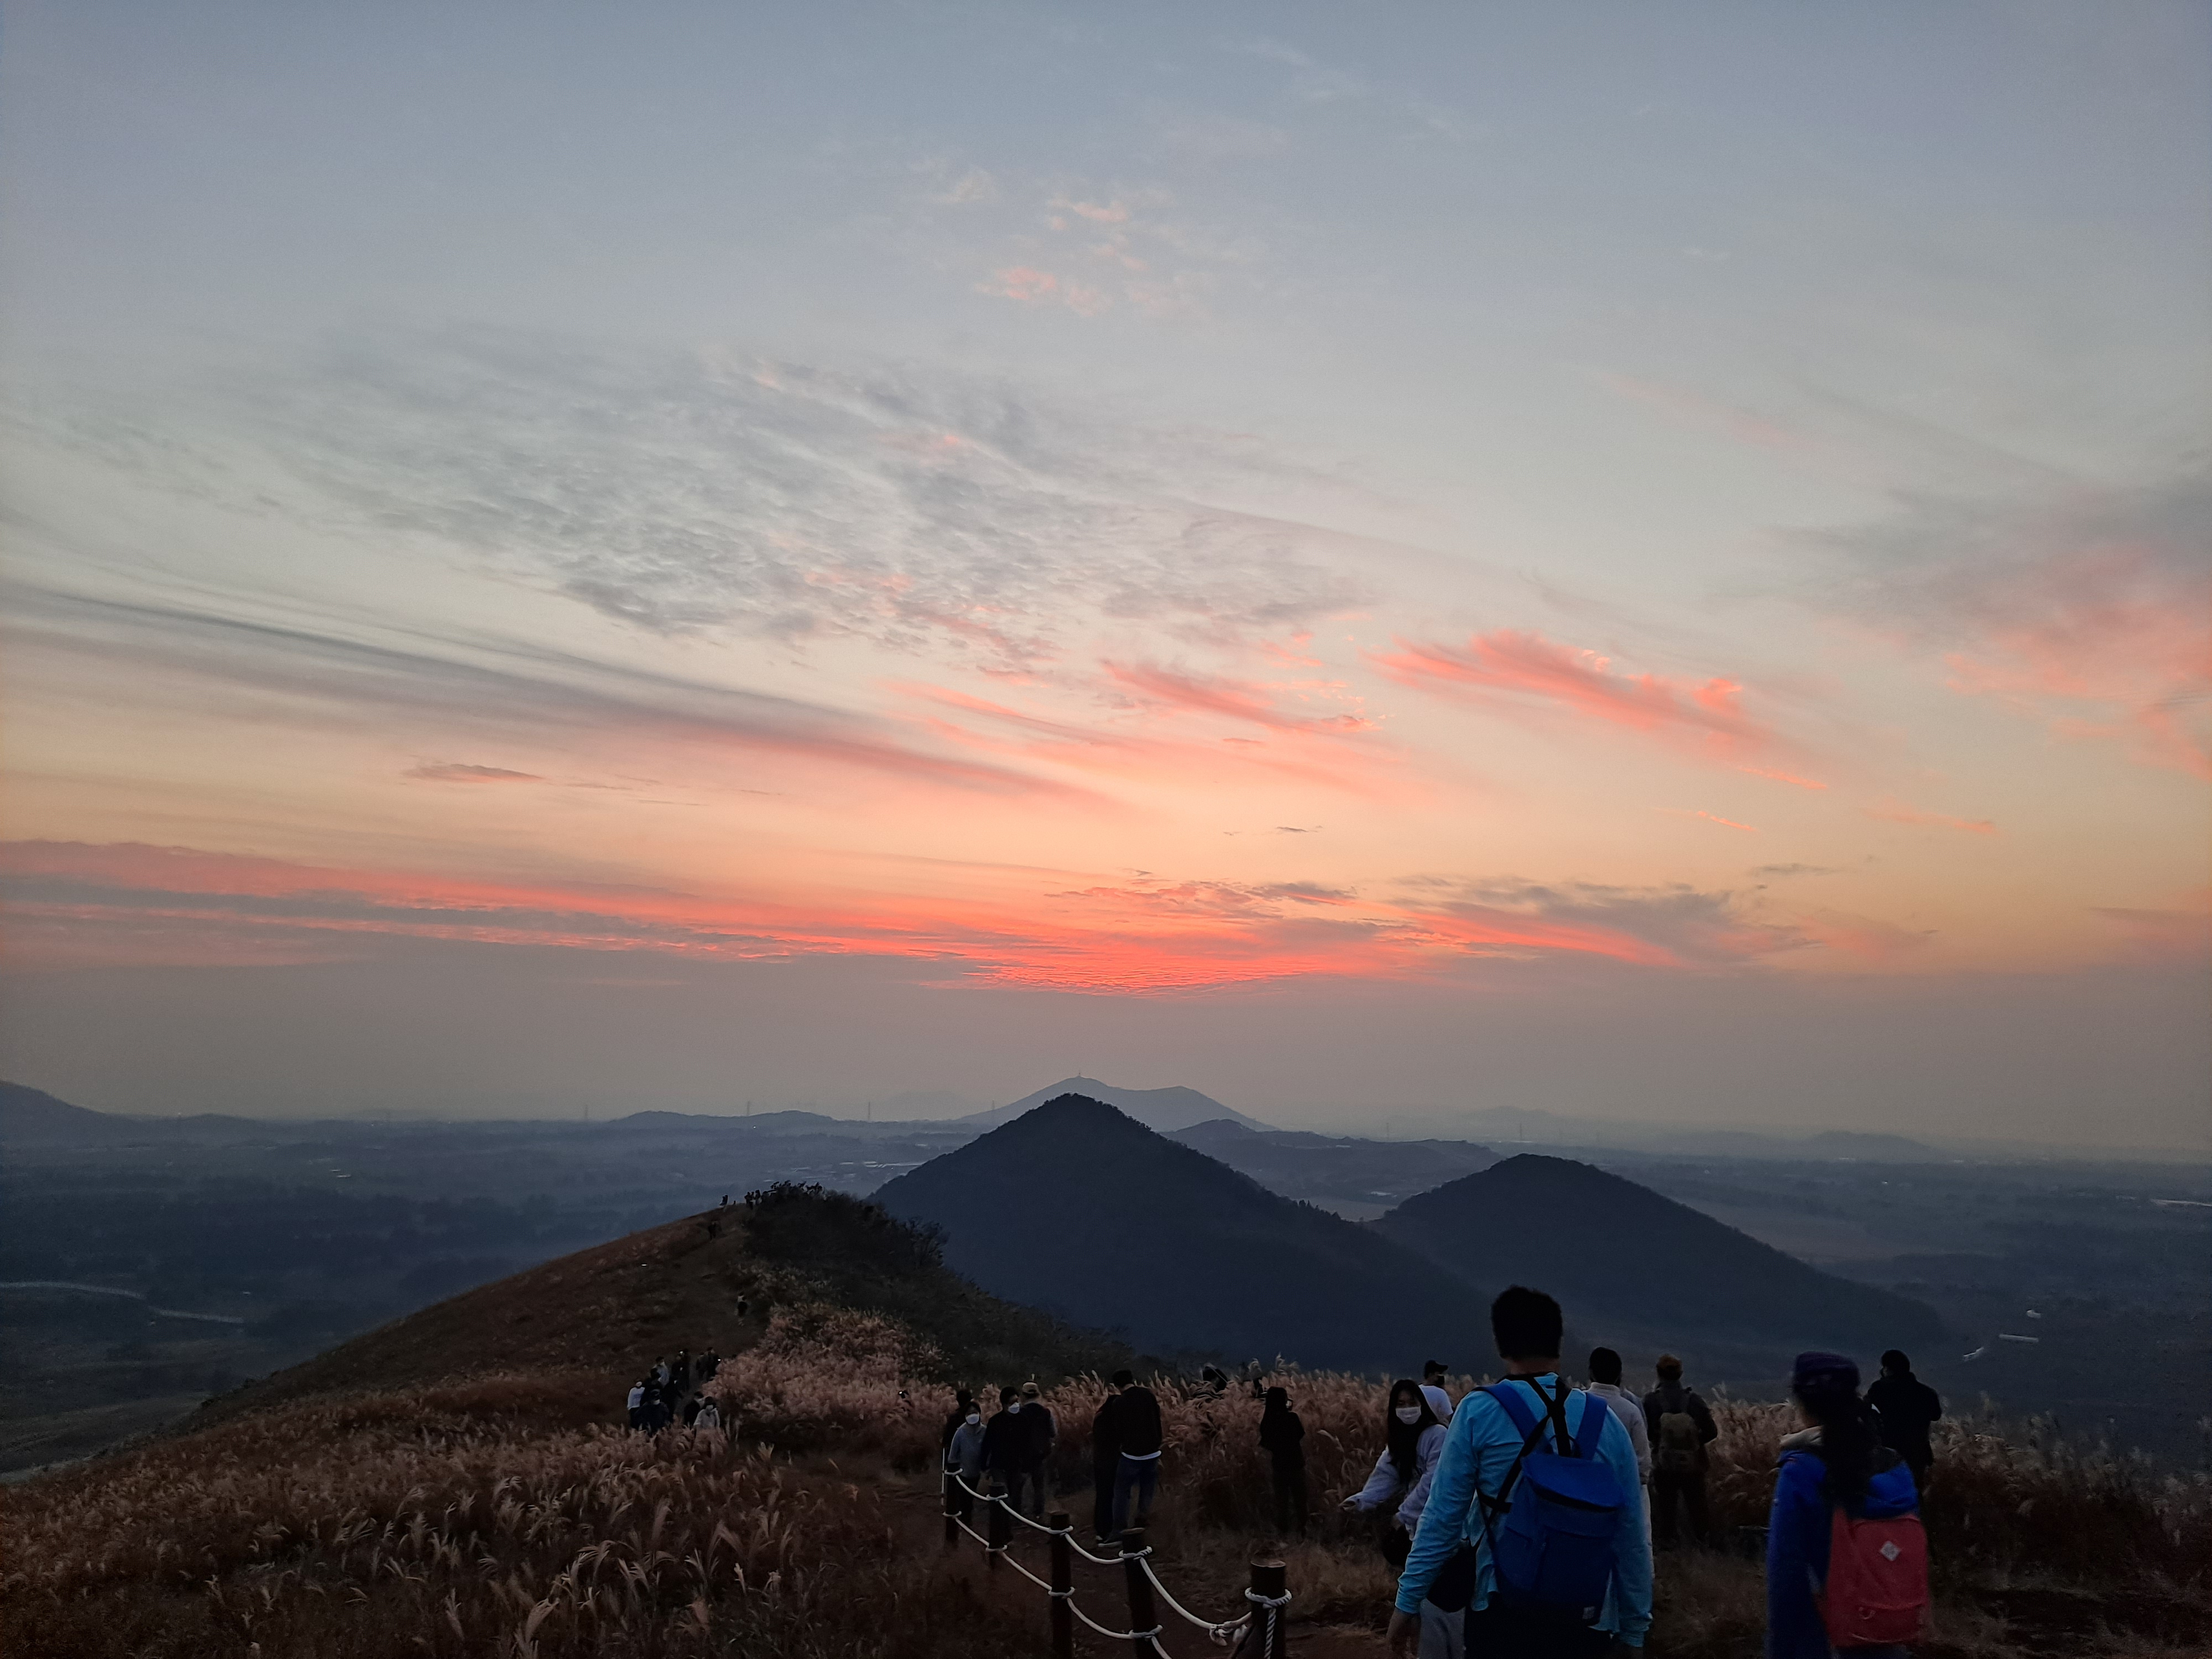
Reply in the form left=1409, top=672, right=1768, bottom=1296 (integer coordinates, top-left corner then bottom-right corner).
left=191, top=1183, right=1128, bottom=1432
left=6, top=1188, right=2206, bottom=1659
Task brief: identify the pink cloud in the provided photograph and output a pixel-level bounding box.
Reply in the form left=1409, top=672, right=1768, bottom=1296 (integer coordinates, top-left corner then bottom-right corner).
left=1369, top=629, right=1767, bottom=754
left=977, top=267, right=1111, bottom=316
left=1862, top=797, right=1998, bottom=836
left=1104, top=661, right=1375, bottom=735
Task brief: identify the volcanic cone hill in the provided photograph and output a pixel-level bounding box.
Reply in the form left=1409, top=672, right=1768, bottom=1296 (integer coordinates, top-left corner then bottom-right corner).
left=1373, top=1154, right=1945, bottom=1357
left=190, top=1183, right=1128, bottom=1430
left=873, top=1093, right=1490, bottom=1370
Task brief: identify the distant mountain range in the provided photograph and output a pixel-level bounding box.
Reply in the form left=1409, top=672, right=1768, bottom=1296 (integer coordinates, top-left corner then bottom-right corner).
left=876, top=1093, right=1486, bottom=1370
left=1374, top=1154, right=1946, bottom=1354
left=1169, top=1119, right=1496, bottom=1214
left=880, top=1094, right=1945, bottom=1378
left=956, top=1077, right=1270, bottom=1133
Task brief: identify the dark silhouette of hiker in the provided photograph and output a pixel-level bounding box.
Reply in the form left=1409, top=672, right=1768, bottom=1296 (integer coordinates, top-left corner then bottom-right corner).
left=1391, top=1286, right=1652, bottom=1658
left=941, top=1387, right=977, bottom=1454
left=979, top=1386, right=1025, bottom=1499
left=1865, top=1349, right=1943, bottom=1491
left=1767, top=1352, right=1926, bottom=1658
left=674, top=1349, right=692, bottom=1391
left=681, top=1393, right=703, bottom=1428
left=1420, top=1358, right=1456, bottom=1423
left=625, top=1379, right=646, bottom=1430
left=1642, top=1353, right=1718, bottom=1548
left=1342, top=1379, right=1445, bottom=1569
left=1015, top=1381, right=1057, bottom=1517
left=1089, top=1377, right=1124, bottom=1545
left=1110, top=1369, right=1163, bottom=1534
left=1258, top=1385, right=1308, bottom=1535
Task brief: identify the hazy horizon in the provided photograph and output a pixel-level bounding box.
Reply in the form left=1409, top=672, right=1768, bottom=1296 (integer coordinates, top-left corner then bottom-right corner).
left=3, top=5, right=2206, bottom=1152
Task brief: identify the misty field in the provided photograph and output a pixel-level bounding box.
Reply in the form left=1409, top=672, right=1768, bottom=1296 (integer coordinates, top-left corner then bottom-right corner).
left=6, top=1301, right=2209, bottom=1658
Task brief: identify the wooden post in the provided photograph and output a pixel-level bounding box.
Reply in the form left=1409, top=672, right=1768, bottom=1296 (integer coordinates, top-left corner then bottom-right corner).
left=941, top=1469, right=957, bottom=1548
left=1247, top=1557, right=1288, bottom=1659
left=1120, top=1526, right=1156, bottom=1658
left=986, top=1486, right=1011, bottom=1567
left=1048, top=1510, right=1074, bottom=1659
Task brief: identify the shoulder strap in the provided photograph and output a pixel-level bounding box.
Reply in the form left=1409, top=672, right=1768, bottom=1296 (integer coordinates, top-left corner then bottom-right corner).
left=1485, top=1380, right=1541, bottom=1438
left=1574, top=1392, right=1611, bottom=1458
left=1477, top=1378, right=1568, bottom=1527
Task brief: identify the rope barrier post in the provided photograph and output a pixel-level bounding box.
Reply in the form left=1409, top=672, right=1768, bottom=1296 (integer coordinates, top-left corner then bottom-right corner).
left=941, top=1468, right=957, bottom=1548
left=987, top=1485, right=1011, bottom=1567
left=1248, top=1557, right=1289, bottom=1659
left=1048, top=1510, right=1074, bottom=1659
left=1120, top=1527, right=1157, bottom=1659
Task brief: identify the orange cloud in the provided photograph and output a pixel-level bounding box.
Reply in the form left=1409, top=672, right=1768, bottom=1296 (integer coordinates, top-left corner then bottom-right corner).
left=1, top=839, right=1791, bottom=992
left=1370, top=629, right=1767, bottom=755
left=1862, top=798, right=1998, bottom=836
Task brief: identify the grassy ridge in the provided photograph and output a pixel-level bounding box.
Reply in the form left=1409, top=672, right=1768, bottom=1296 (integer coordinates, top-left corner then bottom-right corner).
left=6, top=1188, right=2205, bottom=1658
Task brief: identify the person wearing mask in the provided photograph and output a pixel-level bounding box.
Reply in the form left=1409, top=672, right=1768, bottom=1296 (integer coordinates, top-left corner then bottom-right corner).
left=625, top=1379, right=646, bottom=1431
left=1259, top=1385, right=1308, bottom=1535
left=1391, top=1287, right=1652, bottom=1659
left=980, top=1386, right=1026, bottom=1500
left=1421, top=1360, right=1457, bottom=1424
left=941, top=1388, right=977, bottom=1456
left=1017, top=1381, right=1058, bottom=1518
left=945, top=1397, right=987, bottom=1524
left=1344, top=1380, right=1448, bottom=1569
left=1767, top=1353, right=1926, bottom=1658
left=1089, top=1377, right=1124, bottom=1546
left=1641, top=1354, right=1718, bottom=1548
left=1110, top=1369, right=1164, bottom=1535
left=1865, top=1350, right=1943, bottom=1492
left=1585, top=1349, right=1653, bottom=1495
left=695, top=1396, right=722, bottom=1432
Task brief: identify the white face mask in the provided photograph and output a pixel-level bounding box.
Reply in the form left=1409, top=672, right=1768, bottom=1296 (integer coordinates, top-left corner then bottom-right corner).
left=1395, top=1405, right=1423, bottom=1425
left=966, top=1412, right=980, bottom=1425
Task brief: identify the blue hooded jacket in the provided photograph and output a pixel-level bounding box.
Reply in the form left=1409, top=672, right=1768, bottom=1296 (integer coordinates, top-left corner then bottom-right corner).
left=1765, top=1439, right=1920, bottom=1658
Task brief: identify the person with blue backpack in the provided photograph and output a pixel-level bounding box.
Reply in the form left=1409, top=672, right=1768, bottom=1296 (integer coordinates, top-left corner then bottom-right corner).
left=1390, top=1287, right=1652, bottom=1658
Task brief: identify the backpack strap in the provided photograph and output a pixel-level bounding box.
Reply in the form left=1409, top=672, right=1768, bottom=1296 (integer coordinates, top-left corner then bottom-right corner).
left=1573, top=1392, right=1611, bottom=1459
left=1477, top=1378, right=1572, bottom=1530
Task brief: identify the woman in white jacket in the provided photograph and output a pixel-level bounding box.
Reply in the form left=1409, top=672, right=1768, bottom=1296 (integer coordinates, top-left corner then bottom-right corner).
left=1340, top=1378, right=1447, bottom=1569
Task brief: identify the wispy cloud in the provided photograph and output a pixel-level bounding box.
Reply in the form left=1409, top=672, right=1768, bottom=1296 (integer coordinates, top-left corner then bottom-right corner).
left=1863, top=797, right=1998, bottom=836
left=405, top=762, right=543, bottom=784
left=53, top=332, right=1373, bottom=677
left=1369, top=628, right=1770, bottom=757
left=1810, top=468, right=2212, bottom=779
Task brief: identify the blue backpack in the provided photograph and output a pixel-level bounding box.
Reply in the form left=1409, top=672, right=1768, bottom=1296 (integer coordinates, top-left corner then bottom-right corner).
left=1478, top=1378, right=1625, bottom=1621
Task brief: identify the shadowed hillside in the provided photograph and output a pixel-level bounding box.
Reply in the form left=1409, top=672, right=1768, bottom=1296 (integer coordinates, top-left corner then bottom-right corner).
left=874, top=1094, right=1489, bottom=1369
left=1374, top=1154, right=1945, bottom=1355
left=191, top=1186, right=1126, bottom=1430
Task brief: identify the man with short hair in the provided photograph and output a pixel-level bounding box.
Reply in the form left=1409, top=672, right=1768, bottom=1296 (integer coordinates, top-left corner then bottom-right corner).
left=1420, top=1359, right=1456, bottom=1423
left=1641, top=1355, right=1717, bottom=1549
left=1866, top=1348, right=1943, bottom=1491
left=1109, top=1368, right=1163, bottom=1535
left=1391, top=1287, right=1652, bottom=1657
left=1584, top=1348, right=1652, bottom=1491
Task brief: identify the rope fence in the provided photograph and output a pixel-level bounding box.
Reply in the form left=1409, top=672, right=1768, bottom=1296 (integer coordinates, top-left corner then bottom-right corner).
left=941, top=1470, right=1290, bottom=1659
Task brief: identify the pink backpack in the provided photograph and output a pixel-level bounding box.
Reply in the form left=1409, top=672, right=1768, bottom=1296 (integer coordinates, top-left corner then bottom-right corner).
left=1818, top=1506, right=1928, bottom=1648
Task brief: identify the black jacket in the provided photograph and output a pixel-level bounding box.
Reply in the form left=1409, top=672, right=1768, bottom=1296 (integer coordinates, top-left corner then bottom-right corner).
left=1115, top=1386, right=1164, bottom=1458
left=1866, top=1372, right=1943, bottom=1460
left=1259, top=1408, right=1305, bottom=1467
left=980, top=1407, right=1026, bottom=1473
left=1091, top=1395, right=1122, bottom=1468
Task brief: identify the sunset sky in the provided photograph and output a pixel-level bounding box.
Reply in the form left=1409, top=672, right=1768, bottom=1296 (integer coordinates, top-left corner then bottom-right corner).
left=3, top=4, right=2206, bottom=1146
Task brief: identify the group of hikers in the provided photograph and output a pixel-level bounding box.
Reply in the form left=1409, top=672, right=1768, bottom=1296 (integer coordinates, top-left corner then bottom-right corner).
left=623, top=1346, right=726, bottom=1432
left=942, top=1289, right=1945, bottom=1658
